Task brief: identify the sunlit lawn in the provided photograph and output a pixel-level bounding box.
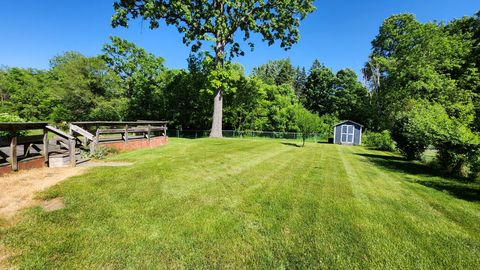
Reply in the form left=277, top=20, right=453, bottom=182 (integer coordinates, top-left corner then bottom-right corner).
left=1, top=138, right=479, bottom=269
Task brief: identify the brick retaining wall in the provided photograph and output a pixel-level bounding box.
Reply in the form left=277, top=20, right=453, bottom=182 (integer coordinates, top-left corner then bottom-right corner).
left=100, top=136, right=168, bottom=151
left=0, top=156, right=46, bottom=176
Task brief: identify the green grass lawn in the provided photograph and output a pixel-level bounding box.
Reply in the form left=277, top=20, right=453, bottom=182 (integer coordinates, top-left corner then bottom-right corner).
left=1, top=138, right=480, bottom=269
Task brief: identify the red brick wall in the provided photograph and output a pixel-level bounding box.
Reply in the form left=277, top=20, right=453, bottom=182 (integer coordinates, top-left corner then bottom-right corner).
left=0, top=156, right=46, bottom=176
left=100, top=136, right=168, bottom=151
left=19, top=157, right=46, bottom=170
left=0, top=164, right=11, bottom=175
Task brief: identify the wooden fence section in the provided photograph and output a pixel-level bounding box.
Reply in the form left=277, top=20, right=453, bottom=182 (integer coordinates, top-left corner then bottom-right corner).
left=1, top=120, right=168, bottom=174
left=0, top=122, right=49, bottom=173
left=70, top=121, right=168, bottom=150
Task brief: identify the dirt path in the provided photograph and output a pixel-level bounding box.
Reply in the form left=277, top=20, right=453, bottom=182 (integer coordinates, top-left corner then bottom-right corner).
left=0, top=161, right=133, bottom=220
left=0, top=167, right=85, bottom=270
left=0, top=161, right=133, bottom=269
left=0, top=167, right=86, bottom=220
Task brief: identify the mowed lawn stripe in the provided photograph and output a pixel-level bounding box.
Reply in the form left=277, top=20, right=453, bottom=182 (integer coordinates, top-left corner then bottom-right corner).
left=1, top=139, right=479, bottom=269
left=340, top=145, right=480, bottom=268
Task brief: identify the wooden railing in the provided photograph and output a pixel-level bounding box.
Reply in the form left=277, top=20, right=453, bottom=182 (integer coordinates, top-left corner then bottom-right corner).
left=0, top=122, right=49, bottom=171
left=45, top=125, right=77, bottom=167
left=70, top=121, right=168, bottom=148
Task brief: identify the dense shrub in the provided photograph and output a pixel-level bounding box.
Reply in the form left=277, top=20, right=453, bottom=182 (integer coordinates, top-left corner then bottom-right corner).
left=363, top=130, right=395, bottom=151
left=392, top=100, right=480, bottom=178
left=317, top=114, right=338, bottom=140
left=391, top=117, right=428, bottom=160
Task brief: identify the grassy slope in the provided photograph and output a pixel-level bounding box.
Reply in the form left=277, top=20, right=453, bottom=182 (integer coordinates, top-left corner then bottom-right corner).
left=1, top=138, right=479, bottom=269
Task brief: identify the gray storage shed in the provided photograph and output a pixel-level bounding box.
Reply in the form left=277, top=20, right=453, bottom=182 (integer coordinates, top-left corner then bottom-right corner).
left=333, top=120, right=363, bottom=145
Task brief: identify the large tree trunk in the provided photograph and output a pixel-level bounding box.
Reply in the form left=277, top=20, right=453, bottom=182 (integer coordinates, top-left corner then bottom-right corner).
left=210, top=34, right=225, bottom=138
left=210, top=89, right=223, bottom=137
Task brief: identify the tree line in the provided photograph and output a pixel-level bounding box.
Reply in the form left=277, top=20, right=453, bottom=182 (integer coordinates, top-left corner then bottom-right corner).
left=0, top=36, right=368, bottom=136
left=364, top=12, right=480, bottom=178
left=1, top=10, right=480, bottom=176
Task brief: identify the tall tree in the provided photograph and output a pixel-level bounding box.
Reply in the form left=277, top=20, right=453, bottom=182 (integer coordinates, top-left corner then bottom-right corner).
left=49, top=52, right=121, bottom=122
left=446, top=11, right=480, bottom=131
left=251, top=58, right=295, bottom=86
left=102, top=37, right=167, bottom=120
left=0, top=67, right=53, bottom=121
left=363, top=14, right=476, bottom=130
left=303, top=63, right=336, bottom=115
left=333, top=68, right=369, bottom=123
left=293, top=66, right=307, bottom=100
left=111, top=0, right=315, bottom=137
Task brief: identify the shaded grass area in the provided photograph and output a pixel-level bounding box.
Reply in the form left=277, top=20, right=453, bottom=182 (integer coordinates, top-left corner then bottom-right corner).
left=1, top=138, right=480, bottom=269
left=358, top=152, right=480, bottom=202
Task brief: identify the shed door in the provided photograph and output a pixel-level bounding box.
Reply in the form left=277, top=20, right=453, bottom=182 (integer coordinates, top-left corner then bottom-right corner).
left=341, top=125, right=354, bottom=143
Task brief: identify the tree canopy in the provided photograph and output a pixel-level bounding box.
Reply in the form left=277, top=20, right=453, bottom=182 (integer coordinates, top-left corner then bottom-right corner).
left=111, top=0, right=315, bottom=137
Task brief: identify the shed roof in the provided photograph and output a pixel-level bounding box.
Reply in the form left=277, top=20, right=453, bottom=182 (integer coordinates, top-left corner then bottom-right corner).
left=333, top=120, right=364, bottom=127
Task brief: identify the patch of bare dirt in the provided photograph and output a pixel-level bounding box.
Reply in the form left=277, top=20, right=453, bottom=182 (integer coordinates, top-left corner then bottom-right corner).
left=0, top=167, right=85, bottom=219
left=40, top=197, right=65, bottom=212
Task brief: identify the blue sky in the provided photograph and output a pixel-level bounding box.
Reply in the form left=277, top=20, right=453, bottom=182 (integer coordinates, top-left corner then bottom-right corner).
left=0, top=0, right=478, bottom=76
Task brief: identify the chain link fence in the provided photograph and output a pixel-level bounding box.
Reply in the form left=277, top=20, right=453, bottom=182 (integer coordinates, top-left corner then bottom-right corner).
left=167, top=130, right=327, bottom=143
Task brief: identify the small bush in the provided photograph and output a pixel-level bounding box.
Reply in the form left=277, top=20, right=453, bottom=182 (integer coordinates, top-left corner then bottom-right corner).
left=363, top=130, right=395, bottom=151
left=89, top=146, right=118, bottom=160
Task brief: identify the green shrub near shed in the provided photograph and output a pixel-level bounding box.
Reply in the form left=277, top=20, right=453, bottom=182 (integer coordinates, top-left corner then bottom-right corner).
left=363, top=130, right=395, bottom=151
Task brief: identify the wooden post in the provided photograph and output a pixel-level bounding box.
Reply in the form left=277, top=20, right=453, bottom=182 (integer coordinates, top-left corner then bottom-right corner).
left=124, top=124, right=129, bottom=142
left=43, top=128, right=49, bottom=166
left=69, top=138, right=76, bottom=167
left=10, top=128, right=18, bottom=171
left=95, top=128, right=100, bottom=144
left=23, top=144, right=28, bottom=158
left=147, top=124, right=151, bottom=141
left=95, top=129, right=100, bottom=145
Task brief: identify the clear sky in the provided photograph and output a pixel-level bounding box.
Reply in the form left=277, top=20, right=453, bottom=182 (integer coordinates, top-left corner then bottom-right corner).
left=0, top=1, right=478, bottom=76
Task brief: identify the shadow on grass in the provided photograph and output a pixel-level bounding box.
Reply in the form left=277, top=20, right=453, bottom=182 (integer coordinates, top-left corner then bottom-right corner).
left=281, top=142, right=301, bottom=148
left=357, top=153, right=480, bottom=202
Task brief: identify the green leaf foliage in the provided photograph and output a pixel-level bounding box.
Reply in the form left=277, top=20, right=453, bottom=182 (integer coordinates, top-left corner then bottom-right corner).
left=302, top=61, right=368, bottom=124
left=363, top=130, right=395, bottom=151
left=112, top=0, right=315, bottom=61
left=392, top=100, right=480, bottom=178
left=0, top=113, right=26, bottom=137
left=294, top=105, right=321, bottom=147
left=364, top=13, right=479, bottom=131
left=102, top=36, right=167, bottom=120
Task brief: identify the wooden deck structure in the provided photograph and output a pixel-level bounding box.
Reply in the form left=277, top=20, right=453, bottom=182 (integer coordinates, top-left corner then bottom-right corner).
left=0, top=120, right=168, bottom=174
